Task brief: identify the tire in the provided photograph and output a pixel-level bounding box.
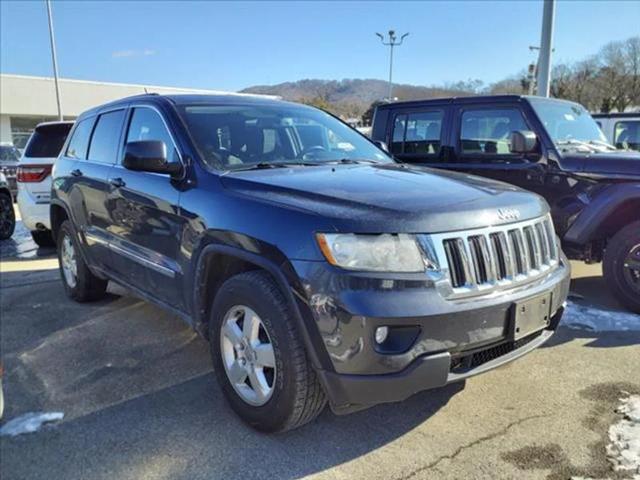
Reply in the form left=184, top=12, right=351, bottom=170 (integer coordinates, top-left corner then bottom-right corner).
left=603, top=220, right=640, bottom=313
left=56, top=220, right=108, bottom=302
left=0, top=192, right=15, bottom=240
left=209, top=271, right=326, bottom=432
left=31, top=229, right=55, bottom=247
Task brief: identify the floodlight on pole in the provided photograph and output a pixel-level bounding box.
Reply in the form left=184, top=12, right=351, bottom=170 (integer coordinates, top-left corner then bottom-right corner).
left=376, top=30, right=409, bottom=101
left=46, top=0, right=63, bottom=121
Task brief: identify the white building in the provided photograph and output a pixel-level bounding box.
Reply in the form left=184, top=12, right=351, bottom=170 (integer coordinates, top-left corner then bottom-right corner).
left=0, top=74, right=254, bottom=149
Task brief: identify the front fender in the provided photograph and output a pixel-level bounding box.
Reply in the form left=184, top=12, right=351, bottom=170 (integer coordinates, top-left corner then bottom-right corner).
left=564, top=183, right=640, bottom=245
left=190, top=238, right=333, bottom=372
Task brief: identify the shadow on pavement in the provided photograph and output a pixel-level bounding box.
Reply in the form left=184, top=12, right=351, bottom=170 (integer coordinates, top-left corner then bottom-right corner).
left=0, top=372, right=465, bottom=480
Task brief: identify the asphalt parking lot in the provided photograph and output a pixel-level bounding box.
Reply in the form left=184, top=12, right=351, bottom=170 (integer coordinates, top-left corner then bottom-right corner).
left=1, top=207, right=639, bottom=480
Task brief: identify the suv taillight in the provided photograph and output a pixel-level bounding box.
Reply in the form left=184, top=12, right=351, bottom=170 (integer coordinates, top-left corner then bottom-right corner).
left=17, top=164, right=53, bottom=183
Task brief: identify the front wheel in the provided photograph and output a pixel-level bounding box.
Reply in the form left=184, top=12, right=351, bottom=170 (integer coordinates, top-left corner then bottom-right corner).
left=56, top=220, right=108, bottom=302
left=209, top=271, right=326, bottom=432
left=603, top=221, right=640, bottom=313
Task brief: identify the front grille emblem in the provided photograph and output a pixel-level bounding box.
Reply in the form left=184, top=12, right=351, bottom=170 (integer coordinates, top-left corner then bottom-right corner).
left=497, top=208, right=521, bottom=222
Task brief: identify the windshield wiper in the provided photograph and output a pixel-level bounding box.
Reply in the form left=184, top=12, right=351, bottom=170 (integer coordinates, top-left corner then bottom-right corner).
left=588, top=140, right=617, bottom=151
left=325, top=158, right=381, bottom=165
left=227, top=161, right=320, bottom=172
left=556, top=139, right=601, bottom=152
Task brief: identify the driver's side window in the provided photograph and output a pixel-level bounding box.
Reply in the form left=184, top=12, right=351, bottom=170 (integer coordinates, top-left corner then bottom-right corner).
left=126, top=107, right=179, bottom=164
left=459, top=108, right=528, bottom=157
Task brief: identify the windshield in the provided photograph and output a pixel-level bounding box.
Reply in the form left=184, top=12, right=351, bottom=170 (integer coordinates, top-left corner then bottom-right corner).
left=528, top=98, right=611, bottom=153
left=178, top=103, right=393, bottom=170
left=0, top=145, right=20, bottom=163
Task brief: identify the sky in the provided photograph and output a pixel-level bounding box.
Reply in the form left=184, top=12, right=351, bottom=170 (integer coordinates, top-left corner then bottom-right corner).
left=1, top=0, right=639, bottom=92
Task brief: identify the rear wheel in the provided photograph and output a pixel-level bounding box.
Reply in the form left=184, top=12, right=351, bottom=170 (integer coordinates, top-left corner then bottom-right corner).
left=209, top=271, right=326, bottom=432
left=57, top=220, right=108, bottom=302
left=31, top=229, right=55, bottom=247
left=0, top=192, right=15, bottom=240
left=603, top=221, right=640, bottom=313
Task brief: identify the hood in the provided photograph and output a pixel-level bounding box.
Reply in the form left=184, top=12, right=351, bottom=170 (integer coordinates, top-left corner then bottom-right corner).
left=562, top=150, right=640, bottom=179
left=220, top=164, right=549, bottom=233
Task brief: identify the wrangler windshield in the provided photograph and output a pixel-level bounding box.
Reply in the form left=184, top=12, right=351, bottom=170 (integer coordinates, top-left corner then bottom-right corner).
left=528, top=98, right=612, bottom=153
left=178, top=104, right=392, bottom=170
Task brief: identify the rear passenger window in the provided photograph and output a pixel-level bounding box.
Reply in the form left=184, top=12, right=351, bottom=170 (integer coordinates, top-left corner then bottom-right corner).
left=391, top=111, right=443, bottom=156
left=66, top=119, right=93, bottom=159
left=126, top=107, right=180, bottom=163
left=460, top=108, right=528, bottom=155
left=87, top=110, right=125, bottom=164
left=614, top=121, right=640, bottom=151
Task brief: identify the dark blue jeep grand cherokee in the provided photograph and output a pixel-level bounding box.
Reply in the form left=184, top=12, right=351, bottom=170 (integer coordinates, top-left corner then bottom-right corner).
left=51, top=94, right=570, bottom=431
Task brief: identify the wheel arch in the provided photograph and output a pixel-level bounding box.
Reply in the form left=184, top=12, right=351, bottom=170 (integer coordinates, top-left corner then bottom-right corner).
left=192, top=241, right=332, bottom=372
left=564, top=184, right=640, bottom=247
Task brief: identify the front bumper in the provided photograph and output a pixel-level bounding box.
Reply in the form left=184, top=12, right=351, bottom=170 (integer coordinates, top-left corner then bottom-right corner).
left=292, top=254, right=570, bottom=411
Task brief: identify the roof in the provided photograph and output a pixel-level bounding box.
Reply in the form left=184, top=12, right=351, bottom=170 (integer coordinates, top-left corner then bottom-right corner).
left=375, top=94, right=582, bottom=109
left=591, top=112, right=640, bottom=119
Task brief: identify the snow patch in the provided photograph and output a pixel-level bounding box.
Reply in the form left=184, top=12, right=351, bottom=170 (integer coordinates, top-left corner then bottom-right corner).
left=0, top=411, right=64, bottom=437
left=561, top=301, right=640, bottom=332
left=607, top=394, right=640, bottom=475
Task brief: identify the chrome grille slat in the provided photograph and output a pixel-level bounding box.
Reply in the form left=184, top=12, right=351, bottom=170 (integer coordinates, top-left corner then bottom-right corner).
left=427, top=215, right=560, bottom=299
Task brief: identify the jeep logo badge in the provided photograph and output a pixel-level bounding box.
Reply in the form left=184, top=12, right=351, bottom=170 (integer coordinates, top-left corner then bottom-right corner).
left=497, top=208, right=521, bottom=221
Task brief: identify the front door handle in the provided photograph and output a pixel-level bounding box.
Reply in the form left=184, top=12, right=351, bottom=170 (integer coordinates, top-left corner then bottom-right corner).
left=109, top=177, right=126, bottom=189
left=70, top=169, right=82, bottom=177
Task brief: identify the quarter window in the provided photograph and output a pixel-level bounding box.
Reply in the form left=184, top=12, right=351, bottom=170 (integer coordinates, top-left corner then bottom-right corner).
left=614, top=120, right=640, bottom=151
left=126, top=108, right=179, bottom=163
left=460, top=108, right=528, bottom=155
left=66, top=119, right=94, bottom=159
left=391, top=111, right=443, bottom=156
left=87, top=110, right=126, bottom=164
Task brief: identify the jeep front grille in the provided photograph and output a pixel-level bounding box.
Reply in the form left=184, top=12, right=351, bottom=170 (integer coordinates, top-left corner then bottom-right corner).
left=428, top=215, right=558, bottom=297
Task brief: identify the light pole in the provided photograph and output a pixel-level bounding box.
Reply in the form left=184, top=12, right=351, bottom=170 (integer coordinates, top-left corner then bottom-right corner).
left=376, top=30, right=409, bottom=101
left=46, top=0, right=63, bottom=120
left=536, top=0, right=556, bottom=97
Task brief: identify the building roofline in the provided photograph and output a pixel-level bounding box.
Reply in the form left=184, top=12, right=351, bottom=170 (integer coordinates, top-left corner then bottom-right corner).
left=0, top=73, right=276, bottom=98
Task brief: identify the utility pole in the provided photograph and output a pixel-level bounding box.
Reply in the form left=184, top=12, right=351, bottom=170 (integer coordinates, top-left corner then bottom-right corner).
left=536, top=0, right=556, bottom=97
left=376, top=30, right=409, bottom=101
left=46, top=0, right=63, bottom=120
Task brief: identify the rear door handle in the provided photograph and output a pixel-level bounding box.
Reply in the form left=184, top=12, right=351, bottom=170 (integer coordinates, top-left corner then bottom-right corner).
left=70, top=169, right=82, bottom=177
left=109, top=177, right=126, bottom=189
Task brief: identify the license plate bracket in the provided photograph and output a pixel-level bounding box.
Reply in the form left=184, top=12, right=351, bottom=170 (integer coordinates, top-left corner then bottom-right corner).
left=511, top=293, right=552, bottom=341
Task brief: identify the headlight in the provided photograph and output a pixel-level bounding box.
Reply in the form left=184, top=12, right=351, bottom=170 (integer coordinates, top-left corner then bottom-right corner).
left=316, top=233, right=435, bottom=272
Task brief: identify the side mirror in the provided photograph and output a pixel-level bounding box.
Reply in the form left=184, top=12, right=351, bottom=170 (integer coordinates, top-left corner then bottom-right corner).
left=509, top=130, right=538, bottom=154
left=373, top=140, right=389, bottom=153
left=123, top=141, right=182, bottom=176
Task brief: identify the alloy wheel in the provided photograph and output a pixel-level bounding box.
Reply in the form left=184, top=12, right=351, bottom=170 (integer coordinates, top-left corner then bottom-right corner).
left=220, top=305, right=276, bottom=406
left=60, top=234, right=78, bottom=288
left=623, top=243, right=640, bottom=294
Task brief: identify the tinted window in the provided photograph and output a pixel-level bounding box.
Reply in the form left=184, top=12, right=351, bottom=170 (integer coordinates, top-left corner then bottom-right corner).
left=391, top=115, right=406, bottom=154
left=126, top=108, right=179, bottom=163
left=391, top=111, right=443, bottom=156
left=460, top=108, right=528, bottom=155
left=65, top=119, right=94, bottom=159
left=614, top=120, right=640, bottom=151
left=24, top=124, right=72, bottom=158
left=87, top=110, right=125, bottom=164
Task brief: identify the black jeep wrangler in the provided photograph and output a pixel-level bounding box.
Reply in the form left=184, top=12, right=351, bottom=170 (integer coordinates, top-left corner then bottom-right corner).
left=372, top=95, right=640, bottom=312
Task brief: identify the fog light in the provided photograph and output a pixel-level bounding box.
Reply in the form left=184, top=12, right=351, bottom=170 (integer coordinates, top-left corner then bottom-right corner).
left=375, top=326, right=389, bottom=344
